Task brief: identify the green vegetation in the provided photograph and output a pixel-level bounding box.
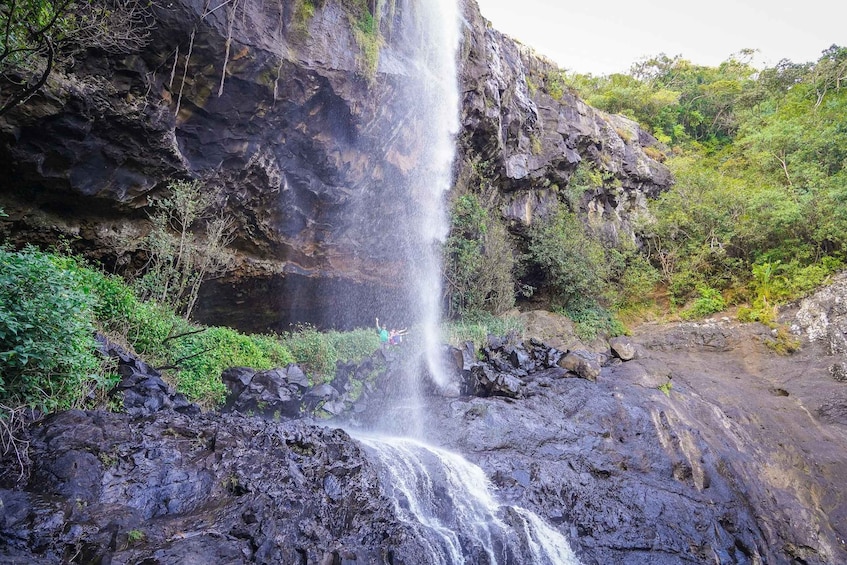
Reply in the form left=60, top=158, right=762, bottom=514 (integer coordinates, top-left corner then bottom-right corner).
left=535, top=46, right=847, bottom=321
left=0, top=246, right=105, bottom=412
left=134, top=179, right=233, bottom=320
left=292, top=0, right=316, bottom=36
left=526, top=205, right=625, bottom=315
left=281, top=325, right=380, bottom=384
left=565, top=305, right=627, bottom=342
left=447, top=46, right=846, bottom=332
left=344, top=0, right=382, bottom=81
left=442, top=313, right=525, bottom=350
left=127, top=529, right=145, bottom=544
left=681, top=287, right=726, bottom=320
left=0, top=246, right=382, bottom=412
left=444, top=192, right=516, bottom=318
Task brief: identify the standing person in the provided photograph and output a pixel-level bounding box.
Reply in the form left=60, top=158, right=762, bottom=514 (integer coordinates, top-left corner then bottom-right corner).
left=376, top=317, right=390, bottom=348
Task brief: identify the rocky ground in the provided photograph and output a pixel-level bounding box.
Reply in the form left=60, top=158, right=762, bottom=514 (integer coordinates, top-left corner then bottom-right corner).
left=2, top=280, right=847, bottom=564
left=420, top=318, right=847, bottom=564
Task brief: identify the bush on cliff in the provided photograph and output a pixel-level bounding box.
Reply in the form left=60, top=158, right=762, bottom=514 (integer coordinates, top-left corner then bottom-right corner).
left=526, top=207, right=610, bottom=311
left=0, top=247, right=106, bottom=412
left=444, top=192, right=517, bottom=319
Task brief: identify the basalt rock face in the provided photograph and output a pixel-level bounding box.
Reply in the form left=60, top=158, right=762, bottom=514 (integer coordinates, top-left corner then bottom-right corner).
left=456, top=11, right=671, bottom=243
left=0, top=0, right=670, bottom=332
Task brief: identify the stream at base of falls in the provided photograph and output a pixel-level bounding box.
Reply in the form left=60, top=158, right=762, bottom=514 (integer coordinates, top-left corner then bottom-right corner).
left=355, top=434, right=580, bottom=565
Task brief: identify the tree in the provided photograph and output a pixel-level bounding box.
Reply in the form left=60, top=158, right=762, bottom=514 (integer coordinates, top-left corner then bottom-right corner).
left=135, top=180, right=234, bottom=319
left=0, top=0, right=156, bottom=116
left=809, top=45, right=847, bottom=108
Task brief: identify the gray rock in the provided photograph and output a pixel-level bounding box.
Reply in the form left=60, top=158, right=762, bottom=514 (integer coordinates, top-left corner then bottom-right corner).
left=306, top=384, right=340, bottom=399
left=609, top=335, right=637, bottom=360
left=285, top=365, right=310, bottom=389
left=557, top=350, right=602, bottom=381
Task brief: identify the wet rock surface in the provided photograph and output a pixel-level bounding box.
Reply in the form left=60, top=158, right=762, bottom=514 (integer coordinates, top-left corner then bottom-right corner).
left=418, top=319, right=847, bottom=564
left=0, top=411, right=418, bottom=564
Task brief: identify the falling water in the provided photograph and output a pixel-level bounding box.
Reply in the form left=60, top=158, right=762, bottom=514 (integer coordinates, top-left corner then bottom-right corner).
left=336, top=1, right=580, bottom=561
left=348, top=0, right=464, bottom=438
left=356, top=435, right=580, bottom=565
left=396, top=0, right=462, bottom=389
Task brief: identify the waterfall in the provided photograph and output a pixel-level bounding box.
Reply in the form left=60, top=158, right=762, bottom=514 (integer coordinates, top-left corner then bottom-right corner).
left=355, top=0, right=463, bottom=437
left=401, top=0, right=462, bottom=389
left=337, top=2, right=580, bottom=562
left=357, top=435, right=581, bottom=565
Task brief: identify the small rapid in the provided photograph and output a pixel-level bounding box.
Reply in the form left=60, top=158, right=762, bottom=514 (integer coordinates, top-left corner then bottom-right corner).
left=356, top=434, right=580, bottom=565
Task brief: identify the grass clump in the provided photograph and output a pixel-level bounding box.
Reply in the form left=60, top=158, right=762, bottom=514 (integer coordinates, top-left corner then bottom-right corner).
left=681, top=286, right=726, bottom=320
left=282, top=325, right=380, bottom=385
left=442, top=313, right=525, bottom=349
left=169, top=327, right=294, bottom=406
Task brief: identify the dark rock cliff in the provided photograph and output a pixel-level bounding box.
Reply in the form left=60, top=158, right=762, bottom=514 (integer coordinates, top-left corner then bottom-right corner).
left=0, top=0, right=670, bottom=332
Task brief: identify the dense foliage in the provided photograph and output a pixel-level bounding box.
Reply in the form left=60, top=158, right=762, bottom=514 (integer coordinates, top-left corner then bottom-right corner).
left=0, top=247, right=105, bottom=412
left=443, top=192, right=516, bottom=318
left=623, top=47, right=847, bottom=313
left=0, top=246, right=381, bottom=411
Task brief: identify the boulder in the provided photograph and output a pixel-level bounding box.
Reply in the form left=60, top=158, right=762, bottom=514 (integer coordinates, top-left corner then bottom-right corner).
left=557, top=350, right=602, bottom=381
left=222, top=367, right=305, bottom=419
left=609, top=336, right=637, bottom=360
left=98, top=334, right=199, bottom=417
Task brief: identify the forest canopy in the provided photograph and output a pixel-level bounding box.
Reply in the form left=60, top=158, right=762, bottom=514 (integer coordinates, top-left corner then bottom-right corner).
left=570, top=45, right=847, bottom=317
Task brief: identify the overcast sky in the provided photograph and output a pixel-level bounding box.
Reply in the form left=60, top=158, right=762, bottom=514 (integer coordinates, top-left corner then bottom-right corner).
left=474, top=0, right=847, bottom=75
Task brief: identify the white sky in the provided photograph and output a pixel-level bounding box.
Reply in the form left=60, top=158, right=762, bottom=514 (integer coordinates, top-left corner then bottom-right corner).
left=474, top=0, right=847, bottom=75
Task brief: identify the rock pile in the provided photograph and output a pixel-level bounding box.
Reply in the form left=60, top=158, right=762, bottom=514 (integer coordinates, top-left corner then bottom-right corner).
left=450, top=333, right=638, bottom=398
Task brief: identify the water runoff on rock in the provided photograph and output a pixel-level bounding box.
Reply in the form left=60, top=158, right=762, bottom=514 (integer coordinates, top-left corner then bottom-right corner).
left=357, top=435, right=580, bottom=565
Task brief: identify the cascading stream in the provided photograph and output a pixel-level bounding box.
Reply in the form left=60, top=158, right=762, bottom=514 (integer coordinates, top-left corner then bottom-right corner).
left=356, top=435, right=580, bottom=565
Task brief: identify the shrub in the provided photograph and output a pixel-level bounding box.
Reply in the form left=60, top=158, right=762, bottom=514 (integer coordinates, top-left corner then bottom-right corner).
left=616, top=253, right=662, bottom=309
left=564, top=305, right=626, bottom=342
left=169, top=327, right=293, bottom=406
left=134, top=179, right=233, bottom=319
left=444, top=193, right=516, bottom=318
left=325, top=328, right=381, bottom=364
left=682, top=286, right=726, bottom=319
left=526, top=207, right=609, bottom=311
left=283, top=325, right=338, bottom=383
left=0, top=247, right=100, bottom=411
